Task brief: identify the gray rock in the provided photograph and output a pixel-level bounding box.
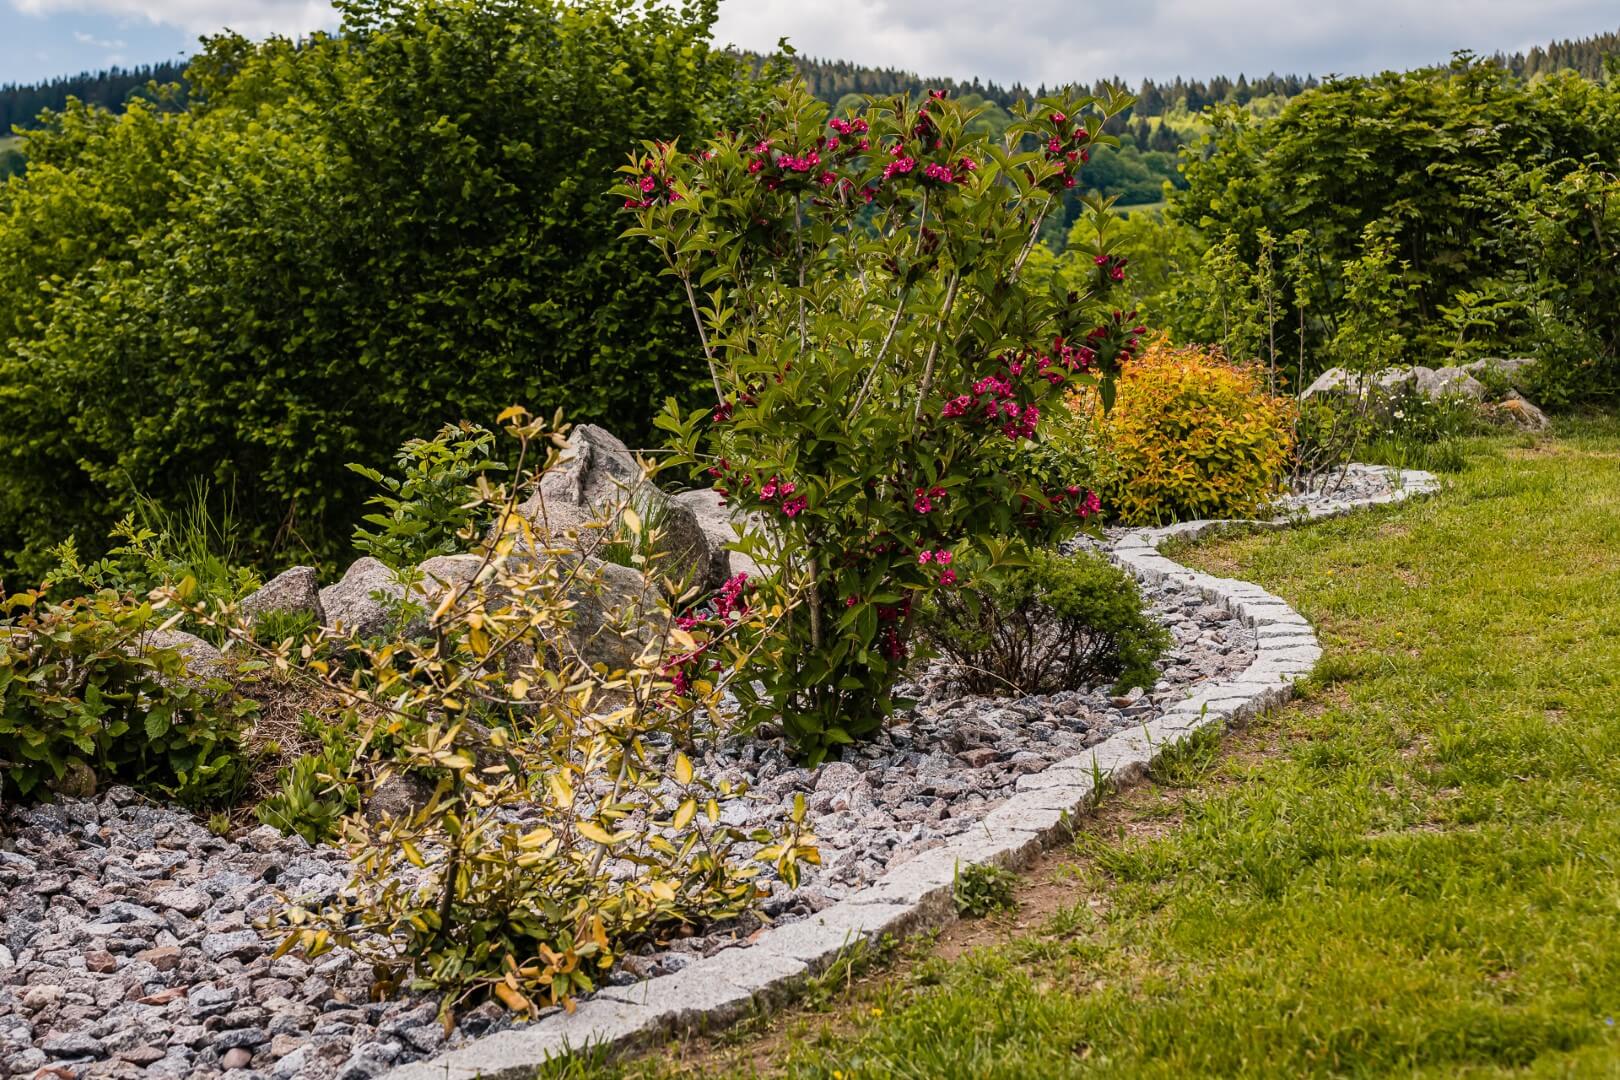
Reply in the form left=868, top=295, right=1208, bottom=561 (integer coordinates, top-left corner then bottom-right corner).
left=201, top=930, right=266, bottom=962
left=239, top=566, right=325, bottom=624
left=1492, top=389, right=1551, bottom=432
left=319, top=557, right=407, bottom=638
left=517, top=424, right=722, bottom=593
left=189, top=985, right=239, bottom=1017
left=1300, top=365, right=1424, bottom=413
left=1461, top=356, right=1536, bottom=381
left=1414, top=365, right=1486, bottom=401
left=671, top=488, right=766, bottom=581
left=41, top=1030, right=106, bottom=1058
left=139, top=627, right=231, bottom=684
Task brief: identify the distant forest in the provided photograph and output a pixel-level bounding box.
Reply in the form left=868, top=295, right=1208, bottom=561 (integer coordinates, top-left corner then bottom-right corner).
left=777, top=24, right=1620, bottom=117
left=3, top=25, right=1616, bottom=136
left=0, top=61, right=188, bottom=133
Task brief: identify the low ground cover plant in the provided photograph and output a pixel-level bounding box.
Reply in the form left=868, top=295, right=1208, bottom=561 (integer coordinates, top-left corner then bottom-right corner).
left=631, top=81, right=1140, bottom=762
left=919, top=548, right=1167, bottom=695
left=1085, top=337, right=1295, bottom=525
left=0, top=587, right=251, bottom=805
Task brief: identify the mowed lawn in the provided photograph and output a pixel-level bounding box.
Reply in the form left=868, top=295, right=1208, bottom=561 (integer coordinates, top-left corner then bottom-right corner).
left=588, top=416, right=1620, bottom=1079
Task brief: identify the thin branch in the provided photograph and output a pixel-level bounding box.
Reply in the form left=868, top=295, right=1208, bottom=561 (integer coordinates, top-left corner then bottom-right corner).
left=913, top=271, right=961, bottom=422
left=680, top=272, right=725, bottom=403
left=849, top=289, right=911, bottom=414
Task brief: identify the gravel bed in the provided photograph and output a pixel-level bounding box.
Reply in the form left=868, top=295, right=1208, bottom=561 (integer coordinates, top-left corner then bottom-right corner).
left=0, top=468, right=1403, bottom=1079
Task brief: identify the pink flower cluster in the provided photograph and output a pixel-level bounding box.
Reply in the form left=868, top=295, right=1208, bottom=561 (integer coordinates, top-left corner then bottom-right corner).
left=912, top=485, right=946, bottom=514
left=1095, top=253, right=1128, bottom=283
left=1038, top=112, right=1092, bottom=190
left=623, top=153, right=679, bottom=209
left=665, top=573, right=753, bottom=696
left=760, top=475, right=808, bottom=517
left=941, top=372, right=1039, bottom=440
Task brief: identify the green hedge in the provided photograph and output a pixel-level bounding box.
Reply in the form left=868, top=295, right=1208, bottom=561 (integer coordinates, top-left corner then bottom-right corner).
left=0, top=0, right=761, bottom=581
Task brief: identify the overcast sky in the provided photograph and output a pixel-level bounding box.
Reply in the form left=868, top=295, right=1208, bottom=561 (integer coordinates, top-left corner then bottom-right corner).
left=4, top=0, right=1617, bottom=88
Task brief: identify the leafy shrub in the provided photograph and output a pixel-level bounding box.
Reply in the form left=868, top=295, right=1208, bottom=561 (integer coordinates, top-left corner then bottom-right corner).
left=0, top=0, right=768, bottom=582
left=173, top=408, right=816, bottom=1017
left=954, top=861, right=1017, bottom=917
left=348, top=422, right=505, bottom=570
left=1091, top=338, right=1296, bottom=525
left=919, top=548, right=1166, bottom=696
left=1150, top=62, right=1620, bottom=388
left=638, top=82, right=1140, bottom=762
left=0, top=589, right=250, bottom=805
left=1516, top=161, right=1620, bottom=408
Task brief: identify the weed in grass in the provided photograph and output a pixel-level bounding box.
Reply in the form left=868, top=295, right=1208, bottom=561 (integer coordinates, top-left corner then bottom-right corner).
left=1147, top=724, right=1222, bottom=787
left=953, top=862, right=1018, bottom=918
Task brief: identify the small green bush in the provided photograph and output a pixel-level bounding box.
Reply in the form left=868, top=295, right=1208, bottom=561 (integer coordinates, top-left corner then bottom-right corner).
left=919, top=548, right=1168, bottom=696
left=348, top=422, right=505, bottom=570
left=0, top=588, right=250, bottom=805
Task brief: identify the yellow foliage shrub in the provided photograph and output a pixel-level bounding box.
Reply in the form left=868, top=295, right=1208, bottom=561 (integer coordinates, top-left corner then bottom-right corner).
left=1082, top=338, right=1296, bottom=526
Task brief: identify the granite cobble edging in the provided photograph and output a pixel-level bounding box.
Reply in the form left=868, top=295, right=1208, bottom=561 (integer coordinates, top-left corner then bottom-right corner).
left=385, top=466, right=1439, bottom=1080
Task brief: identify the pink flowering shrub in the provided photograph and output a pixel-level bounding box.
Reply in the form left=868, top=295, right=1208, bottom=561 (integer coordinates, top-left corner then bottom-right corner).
left=622, top=82, right=1138, bottom=762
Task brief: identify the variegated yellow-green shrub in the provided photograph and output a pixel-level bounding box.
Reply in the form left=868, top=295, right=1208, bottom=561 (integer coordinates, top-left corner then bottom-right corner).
left=1083, top=338, right=1296, bottom=525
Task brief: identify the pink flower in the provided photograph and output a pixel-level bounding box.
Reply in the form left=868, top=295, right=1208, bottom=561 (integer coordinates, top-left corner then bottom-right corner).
left=782, top=495, right=808, bottom=518
left=918, top=551, right=933, bottom=564
left=939, top=569, right=958, bottom=587
left=935, top=550, right=953, bottom=565
left=913, top=495, right=933, bottom=514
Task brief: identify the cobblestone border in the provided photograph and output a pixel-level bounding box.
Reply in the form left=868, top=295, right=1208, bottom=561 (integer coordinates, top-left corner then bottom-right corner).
left=386, top=467, right=1439, bottom=1080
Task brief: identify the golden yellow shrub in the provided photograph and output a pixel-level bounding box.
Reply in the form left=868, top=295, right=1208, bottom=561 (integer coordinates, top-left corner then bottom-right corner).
left=1082, top=338, right=1296, bottom=526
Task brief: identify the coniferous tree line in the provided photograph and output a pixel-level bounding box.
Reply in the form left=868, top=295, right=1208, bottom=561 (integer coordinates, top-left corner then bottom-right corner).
left=0, top=61, right=188, bottom=132
left=1492, top=27, right=1620, bottom=81
left=764, top=23, right=1619, bottom=118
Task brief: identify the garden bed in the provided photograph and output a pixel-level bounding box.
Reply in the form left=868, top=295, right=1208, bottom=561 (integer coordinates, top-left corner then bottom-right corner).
left=0, top=466, right=1434, bottom=1080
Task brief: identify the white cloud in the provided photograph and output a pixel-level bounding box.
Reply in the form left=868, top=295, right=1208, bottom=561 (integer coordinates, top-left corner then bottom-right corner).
left=714, top=0, right=1619, bottom=86
left=12, top=0, right=340, bottom=38
left=72, top=29, right=125, bottom=48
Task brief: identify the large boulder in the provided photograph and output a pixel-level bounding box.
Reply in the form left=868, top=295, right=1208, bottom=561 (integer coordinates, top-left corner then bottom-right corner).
left=671, top=488, right=766, bottom=582
left=412, top=551, right=660, bottom=677
left=239, top=566, right=324, bottom=624
left=139, top=627, right=231, bottom=683
left=1414, top=366, right=1487, bottom=402
left=516, top=425, right=722, bottom=593
left=1462, top=356, right=1536, bottom=382
left=318, top=557, right=407, bottom=638
left=1301, top=366, right=1424, bottom=416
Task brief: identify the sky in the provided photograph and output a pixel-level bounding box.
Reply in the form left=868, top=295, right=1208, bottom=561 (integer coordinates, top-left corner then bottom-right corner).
left=3, top=0, right=1617, bottom=88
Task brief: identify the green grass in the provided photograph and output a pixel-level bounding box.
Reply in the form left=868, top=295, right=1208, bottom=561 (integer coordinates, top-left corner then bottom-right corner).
left=591, top=416, right=1620, bottom=1078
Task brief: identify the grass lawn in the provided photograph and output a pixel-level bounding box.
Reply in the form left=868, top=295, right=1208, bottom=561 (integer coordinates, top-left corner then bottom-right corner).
left=584, top=416, right=1620, bottom=1079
